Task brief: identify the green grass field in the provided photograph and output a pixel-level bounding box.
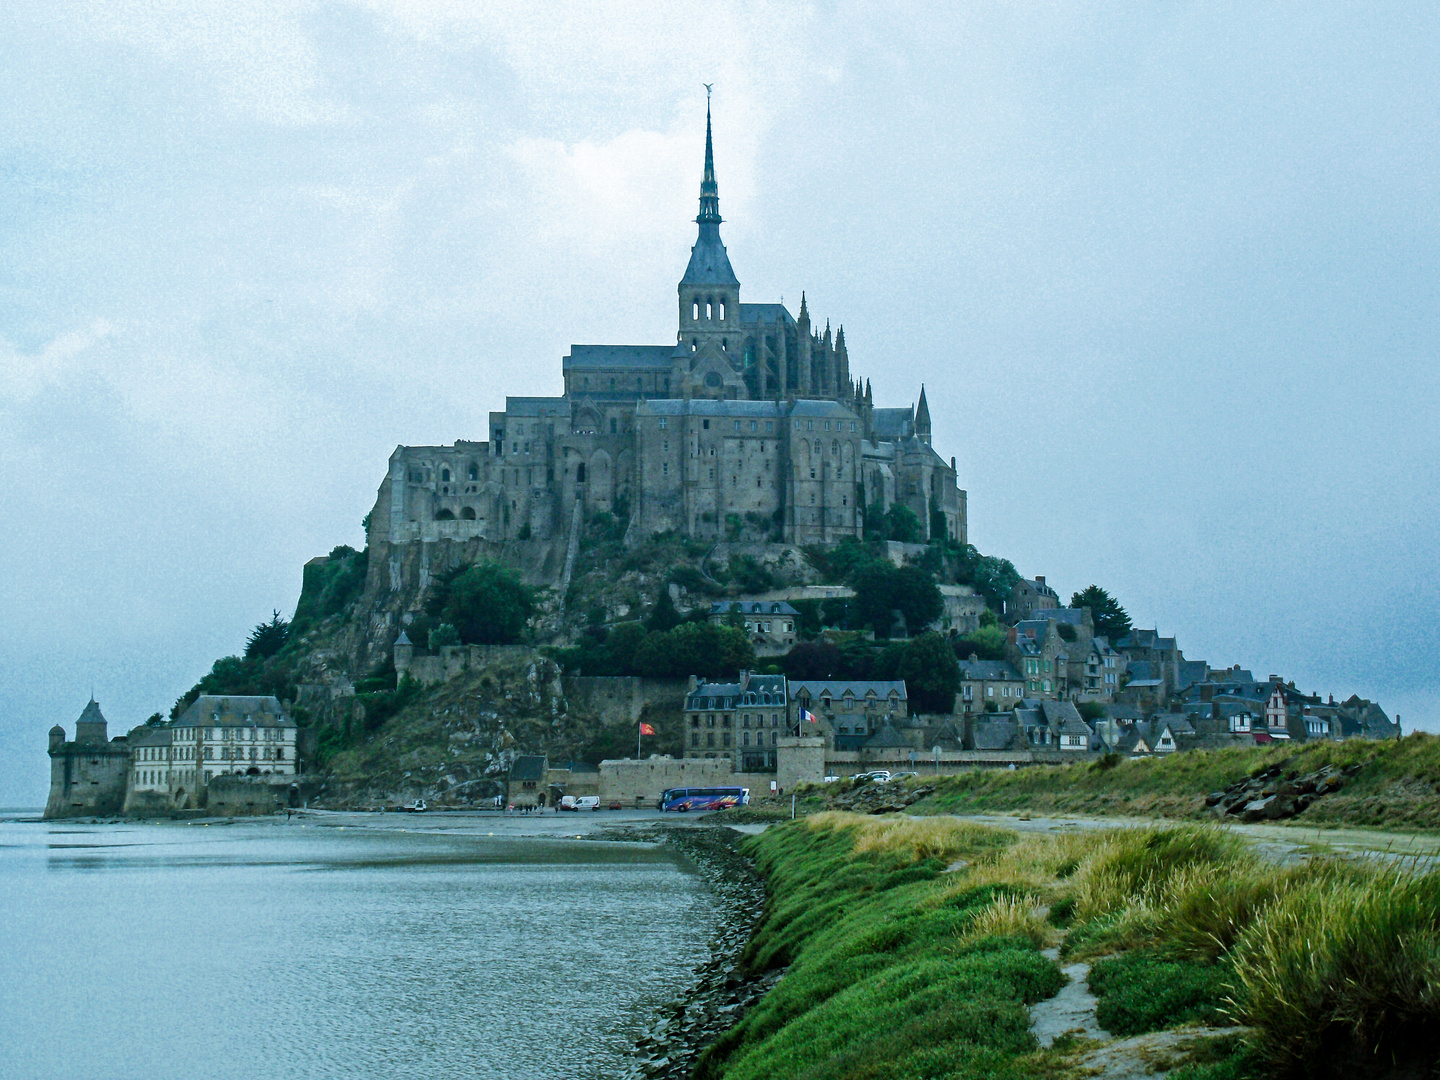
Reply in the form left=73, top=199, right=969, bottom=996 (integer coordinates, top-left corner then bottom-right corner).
left=699, top=812, right=1440, bottom=1079
left=893, top=732, right=1440, bottom=830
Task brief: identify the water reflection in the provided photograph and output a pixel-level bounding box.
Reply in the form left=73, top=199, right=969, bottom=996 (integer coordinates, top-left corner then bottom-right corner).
left=0, top=820, right=715, bottom=1080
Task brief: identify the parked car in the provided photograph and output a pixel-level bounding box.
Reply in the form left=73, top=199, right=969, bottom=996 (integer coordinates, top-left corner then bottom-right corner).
left=850, top=770, right=892, bottom=783
left=558, top=795, right=579, bottom=812
left=401, top=799, right=428, bottom=813
left=822, top=775, right=841, bottom=783
left=889, top=771, right=919, bottom=782
left=573, top=796, right=601, bottom=812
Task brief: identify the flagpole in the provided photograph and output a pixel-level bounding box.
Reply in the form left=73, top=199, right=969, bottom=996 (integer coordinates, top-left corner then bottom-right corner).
left=637, top=721, right=641, bottom=759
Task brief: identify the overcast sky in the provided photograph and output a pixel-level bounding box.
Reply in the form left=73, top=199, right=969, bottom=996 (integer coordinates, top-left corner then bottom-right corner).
left=3, top=1, right=1437, bottom=806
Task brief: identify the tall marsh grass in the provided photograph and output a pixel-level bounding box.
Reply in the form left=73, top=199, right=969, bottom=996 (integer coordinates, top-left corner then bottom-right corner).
left=1230, top=865, right=1440, bottom=1076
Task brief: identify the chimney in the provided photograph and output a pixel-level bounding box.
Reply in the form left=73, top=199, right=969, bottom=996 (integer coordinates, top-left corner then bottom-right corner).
left=1036, top=576, right=1045, bottom=585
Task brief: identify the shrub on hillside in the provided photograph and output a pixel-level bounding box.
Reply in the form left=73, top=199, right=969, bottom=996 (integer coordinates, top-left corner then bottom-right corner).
left=429, top=563, right=534, bottom=645
left=634, top=622, right=755, bottom=679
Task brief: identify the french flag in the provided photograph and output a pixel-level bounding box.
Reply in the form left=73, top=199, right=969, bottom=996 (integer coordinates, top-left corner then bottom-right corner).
left=800, top=708, right=819, bottom=725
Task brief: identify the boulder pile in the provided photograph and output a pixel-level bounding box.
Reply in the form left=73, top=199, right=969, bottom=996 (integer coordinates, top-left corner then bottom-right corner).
left=619, top=827, right=775, bottom=1080
left=1206, top=762, right=1361, bottom=822
left=831, top=782, right=937, bottom=816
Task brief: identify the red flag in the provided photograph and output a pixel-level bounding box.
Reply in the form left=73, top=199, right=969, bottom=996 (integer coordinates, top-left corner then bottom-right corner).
left=639, top=722, right=657, bottom=736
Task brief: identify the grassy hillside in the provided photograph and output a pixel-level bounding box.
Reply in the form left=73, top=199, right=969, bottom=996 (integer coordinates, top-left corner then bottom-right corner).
left=702, top=813, right=1440, bottom=1079
left=894, top=734, right=1440, bottom=830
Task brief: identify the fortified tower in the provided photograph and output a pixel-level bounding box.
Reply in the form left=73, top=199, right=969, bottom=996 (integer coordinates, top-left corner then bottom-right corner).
left=44, top=698, right=131, bottom=819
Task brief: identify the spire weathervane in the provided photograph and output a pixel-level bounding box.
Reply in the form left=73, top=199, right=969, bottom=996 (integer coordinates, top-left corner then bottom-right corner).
left=697, top=85, right=721, bottom=225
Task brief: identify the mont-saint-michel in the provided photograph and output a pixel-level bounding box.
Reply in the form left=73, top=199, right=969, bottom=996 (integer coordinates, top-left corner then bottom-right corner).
left=9, top=29, right=1440, bottom=1080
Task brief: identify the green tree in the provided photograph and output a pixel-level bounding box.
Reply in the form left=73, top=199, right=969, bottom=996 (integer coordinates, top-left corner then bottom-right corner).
left=244, top=610, right=290, bottom=659
left=432, top=563, right=534, bottom=645
left=849, top=561, right=942, bottom=637
left=878, top=632, right=959, bottom=714
left=605, top=621, right=648, bottom=674
left=850, top=561, right=902, bottom=636
left=956, top=625, right=1007, bottom=663
left=885, top=504, right=924, bottom=544
left=647, top=589, right=682, bottom=633
left=428, top=622, right=460, bottom=649
left=1071, top=585, right=1132, bottom=640
left=894, top=565, right=943, bottom=632
left=634, top=623, right=754, bottom=679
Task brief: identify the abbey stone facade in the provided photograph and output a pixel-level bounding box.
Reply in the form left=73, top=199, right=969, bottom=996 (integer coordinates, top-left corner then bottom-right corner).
left=374, top=105, right=965, bottom=550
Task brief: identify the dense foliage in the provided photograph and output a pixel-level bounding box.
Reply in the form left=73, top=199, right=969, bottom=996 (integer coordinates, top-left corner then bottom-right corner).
left=292, top=545, right=368, bottom=632
left=428, top=563, right=534, bottom=645
left=244, top=610, right=290, bottom=659
left=552, top=617, right=755, bottom=679
left=1071, top=585, right=1132, bottom=640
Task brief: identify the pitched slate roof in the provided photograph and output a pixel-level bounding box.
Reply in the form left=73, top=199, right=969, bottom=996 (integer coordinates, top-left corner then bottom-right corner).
left=710, top=600, right=799, bottom=617
left=174, top=695, right=295, bottom=729
left=1039, top=700, right=1085, bottom=730
left=870, top=407, right=914, bottom=439
left=789, top=680, right=906, bottom=701
left=863, top=722, right=914, bottom=749
left=681, top=227, right=739, bottom=286
left=973, top=721, right=1018, bottom=751
left=503, top=396, right=569, bottom=415
left=959, top=659, right=1022, bottom=681
left=509, top=755, right=547, bottom=782
left=737, top=303, right=796, bottom=327
left=563, top=345, right=674, bottom=370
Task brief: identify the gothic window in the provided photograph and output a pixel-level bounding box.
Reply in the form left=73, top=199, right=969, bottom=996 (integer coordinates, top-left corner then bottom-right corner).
left=832, top=440, right=839, bottom=456
left=693, top=301, right=700, bottom=320
left=719, top=298, right=727, bottom=319
left=468, top=464, right=478, bottom=481
left=441, top=468, right=451, bottom=482
left=706, top=299, right=713, bottom=319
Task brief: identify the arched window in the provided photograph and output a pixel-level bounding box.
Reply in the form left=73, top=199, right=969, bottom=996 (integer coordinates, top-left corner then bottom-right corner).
left=435, top=508, right=455, bottom=521
left=706, top=299, right=713, bottom=319
left=692, top=301, right=700, bottom=320
left=468, top=463, right=478, bottom=481
left=441, top=468, right=451, bottom=482
left=460, top=507, right=476, bottom=520
left=577, top=463, right=587, bottom=484
left=719, top=298, right=726, bottom=320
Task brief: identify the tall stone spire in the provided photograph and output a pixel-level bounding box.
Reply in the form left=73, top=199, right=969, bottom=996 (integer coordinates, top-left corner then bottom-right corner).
left=915, top=384, right=932, bottom=444
left=698, top=89, right=721, bottom=226
left=680, top=87, right=738, bottom=288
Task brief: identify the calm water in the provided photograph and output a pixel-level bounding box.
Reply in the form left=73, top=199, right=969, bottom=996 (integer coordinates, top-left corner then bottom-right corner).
left=0, top=816, right=719, bottom=1080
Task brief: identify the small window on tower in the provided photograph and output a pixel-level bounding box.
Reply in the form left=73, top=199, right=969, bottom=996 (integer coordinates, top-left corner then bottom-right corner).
left=693, top=301, right=699, bottom=320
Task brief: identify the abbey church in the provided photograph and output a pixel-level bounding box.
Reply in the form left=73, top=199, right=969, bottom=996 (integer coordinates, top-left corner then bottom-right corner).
left=372, top=104, right=965, bottom=551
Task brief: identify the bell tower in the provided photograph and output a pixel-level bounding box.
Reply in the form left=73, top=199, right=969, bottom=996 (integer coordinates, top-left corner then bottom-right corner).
left=676, top=90, right=742, bottom=396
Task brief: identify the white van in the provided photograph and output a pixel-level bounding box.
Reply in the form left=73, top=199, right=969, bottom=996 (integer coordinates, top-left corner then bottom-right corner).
left=573, top=796, right=601, bottom=812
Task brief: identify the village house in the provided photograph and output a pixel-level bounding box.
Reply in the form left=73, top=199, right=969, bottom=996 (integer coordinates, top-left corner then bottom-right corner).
left=684, top=671, right=787, bottom=769
left=707, top=600, right=800, bottom=657
left=788, top=679, right=908, bottom=751
left=1007, top=576, right=1059, bottom=622
left=957, top=655, right=1024, bottom=715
